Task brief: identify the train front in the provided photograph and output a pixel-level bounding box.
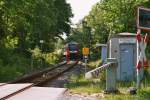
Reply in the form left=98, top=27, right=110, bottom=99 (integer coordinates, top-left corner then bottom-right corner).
left=65, top=42, right=79, bottom=62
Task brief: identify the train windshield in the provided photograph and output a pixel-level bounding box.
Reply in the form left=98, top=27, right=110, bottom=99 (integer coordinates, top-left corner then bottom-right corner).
left=68, top=44, right=78, bottom=51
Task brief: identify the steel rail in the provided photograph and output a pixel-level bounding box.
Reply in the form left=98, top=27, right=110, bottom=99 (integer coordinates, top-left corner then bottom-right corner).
left=0, top=84, right=34, bottom=100
left=33, top=61, right=78, bottom=86
left=0, top=61, right=78, bottom=100
left=0, top=61, right=67, bottom=88
left=11, top=61, right=67, bottom=83
left=15, top=61, right=78, bottom=86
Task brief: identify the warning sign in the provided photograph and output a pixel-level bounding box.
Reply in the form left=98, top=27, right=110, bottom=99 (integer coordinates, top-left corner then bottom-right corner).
left=82, top=47, right=89, bottom=55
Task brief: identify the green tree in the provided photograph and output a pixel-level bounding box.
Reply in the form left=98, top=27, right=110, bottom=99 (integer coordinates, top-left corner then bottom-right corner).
left=85, top=0, right=149, bottom=43
left=0, top=0, right=73, bottom=52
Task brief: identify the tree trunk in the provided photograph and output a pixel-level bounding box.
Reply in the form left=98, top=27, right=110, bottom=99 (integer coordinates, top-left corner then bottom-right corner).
left=18, top=32, right=26, bottom=52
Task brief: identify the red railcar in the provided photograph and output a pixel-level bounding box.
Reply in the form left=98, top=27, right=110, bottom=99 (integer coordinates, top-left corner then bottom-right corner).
left=64, top=42, right=79, bottom=62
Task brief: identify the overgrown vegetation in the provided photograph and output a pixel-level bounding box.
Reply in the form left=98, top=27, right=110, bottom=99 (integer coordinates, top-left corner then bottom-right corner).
left=0, top=48, right=30, bottom=82
left=0, top=47, right=62, bottom=82
left=0, top=0, right=72, bottom=82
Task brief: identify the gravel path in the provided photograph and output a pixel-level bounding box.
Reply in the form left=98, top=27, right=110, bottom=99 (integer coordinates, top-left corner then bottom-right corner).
left=44, top=62, right=85, bottom=87
left=44, top=62, right=102, bottom=100
left=58, top=91, right=103, bottom=100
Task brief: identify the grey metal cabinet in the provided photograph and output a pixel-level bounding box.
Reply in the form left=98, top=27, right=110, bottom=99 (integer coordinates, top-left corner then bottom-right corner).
left=107, top=33, right=143, bottom=81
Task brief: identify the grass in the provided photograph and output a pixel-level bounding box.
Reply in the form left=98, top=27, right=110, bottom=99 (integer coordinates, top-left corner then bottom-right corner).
left=104, top=87, right=150, bottom=100
left=64, top=74, right=105, bottom=94
left=87, top=59, right=102, bottom=69
left=64, top=60, right=150, bottom=100
left=104, top=69, right=150, bottom=100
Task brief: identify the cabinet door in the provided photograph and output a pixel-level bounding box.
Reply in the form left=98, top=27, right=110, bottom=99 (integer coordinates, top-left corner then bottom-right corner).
left=120, top=44, right=134, bottom=81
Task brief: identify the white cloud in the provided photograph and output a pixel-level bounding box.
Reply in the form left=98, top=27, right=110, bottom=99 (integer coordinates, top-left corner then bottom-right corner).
left=67, top=0, right=99, bottom=24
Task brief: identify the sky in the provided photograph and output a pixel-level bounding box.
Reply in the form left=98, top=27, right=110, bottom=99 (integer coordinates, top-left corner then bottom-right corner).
left=62, top=0, right=99, bottom=39
left=67, top=0, right=99, bottom=24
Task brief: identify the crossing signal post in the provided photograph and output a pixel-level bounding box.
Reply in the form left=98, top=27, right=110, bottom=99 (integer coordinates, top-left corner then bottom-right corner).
left=136, top=29, right=149, bottom=88
left=82, top=47, right=89, bottom=73
left=136, top=7, right=150, bottom=88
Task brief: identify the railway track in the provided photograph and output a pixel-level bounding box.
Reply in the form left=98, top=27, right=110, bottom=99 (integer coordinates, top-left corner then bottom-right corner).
left=0, top=61, right=78, bottom=100
left=0, top=61, right=66, bottom=87
left=11, top=61, right=78, bottom=86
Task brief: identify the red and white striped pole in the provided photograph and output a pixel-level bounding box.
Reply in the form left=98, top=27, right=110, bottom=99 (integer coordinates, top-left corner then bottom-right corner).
left=143, top=34, right=149, bottom=68
left=136, top=29, right=142, bottom=88
left=136, top=29, right=142, bottom=70
left=136, top=29, right=149, bottom=88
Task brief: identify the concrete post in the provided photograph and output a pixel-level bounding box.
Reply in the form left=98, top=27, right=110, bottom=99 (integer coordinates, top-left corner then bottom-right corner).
left=105, top=58, right=118, bottom=93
